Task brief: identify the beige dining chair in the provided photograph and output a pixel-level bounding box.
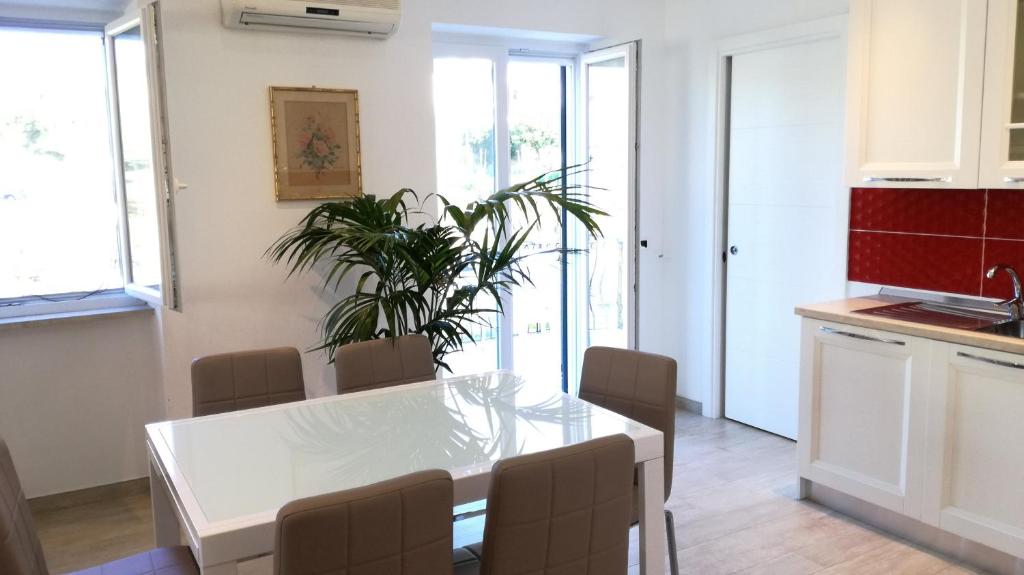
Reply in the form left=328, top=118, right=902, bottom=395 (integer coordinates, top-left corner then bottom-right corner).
left=191, top=346, right=306, bottom=416
left=452, top=434, right=635, bottom=575
left=334, top=334, right=435, bottom=394
left=274, top=469, right=454, bottom=575
left=578, top=346, right=680, bottom=575
left=0, top=436, right=198, bottom=575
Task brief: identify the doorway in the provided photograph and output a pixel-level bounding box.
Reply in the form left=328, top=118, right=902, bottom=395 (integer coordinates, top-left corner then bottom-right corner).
left=432, top=41, right=640, bottom=393
left=715, top=17, right=848, bottom=439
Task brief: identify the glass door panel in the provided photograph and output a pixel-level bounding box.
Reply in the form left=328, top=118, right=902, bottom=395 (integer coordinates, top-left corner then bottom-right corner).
left=432, top=57, right=500, bottom=374
left=1011, top=0, right=1024, bottom=160
left=583, top=49, right=635, bottom=351
left=507, top=59, right=567, bottom=388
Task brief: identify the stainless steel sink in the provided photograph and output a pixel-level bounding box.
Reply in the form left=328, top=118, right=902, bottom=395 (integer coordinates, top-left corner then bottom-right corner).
left=977, top=320, right=1024, bottom=338
left=854, top=300, right=1010, bottom=331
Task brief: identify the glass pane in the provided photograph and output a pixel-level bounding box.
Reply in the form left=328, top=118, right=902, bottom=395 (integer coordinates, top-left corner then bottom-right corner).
left=585, top=56, right=630, bottom=349
left=0, top=28, right=121, bottom=299
left=1012, top=128, right=1024, bottom=163
left=508, top=60, right=565, bottom=387
left=113, top=25, right=161, bottom=290
left=432, top=57, right=499, bottom=374
left=1011, top=0, right=1024, bottom=125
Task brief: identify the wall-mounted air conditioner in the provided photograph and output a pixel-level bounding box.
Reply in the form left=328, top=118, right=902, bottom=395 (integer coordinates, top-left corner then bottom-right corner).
left=221, top=0, right=400, bottom=39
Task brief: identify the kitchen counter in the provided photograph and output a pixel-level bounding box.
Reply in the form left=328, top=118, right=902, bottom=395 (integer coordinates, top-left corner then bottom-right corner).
left=795, top=296, right=1024, bottom=355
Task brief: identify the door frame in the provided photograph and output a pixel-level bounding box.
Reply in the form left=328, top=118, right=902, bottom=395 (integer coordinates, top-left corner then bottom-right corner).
left=432, top=41, right=579, bottom=379
left=708, top=15, right=849, bottom=419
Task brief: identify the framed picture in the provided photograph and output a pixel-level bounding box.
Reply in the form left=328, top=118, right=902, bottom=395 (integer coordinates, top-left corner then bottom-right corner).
left=269, top=86, right=362, bottom=201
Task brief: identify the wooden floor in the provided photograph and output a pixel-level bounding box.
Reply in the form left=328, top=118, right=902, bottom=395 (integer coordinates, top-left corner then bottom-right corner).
left=33, top=410, right=985, bottom=575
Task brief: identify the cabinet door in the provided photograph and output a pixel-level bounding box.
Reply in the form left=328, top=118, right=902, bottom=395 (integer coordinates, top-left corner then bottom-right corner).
left=923, top=343, right=1024, bottom=557
left=798, top=320, right=930, bottom=517
left=980, top=0, right=1024, bottom=188
left=845, top=0, right=987, bottom=188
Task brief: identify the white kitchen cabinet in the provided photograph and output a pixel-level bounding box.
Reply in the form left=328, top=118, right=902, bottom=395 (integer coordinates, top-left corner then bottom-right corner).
left=845, top=0, right=988, bottom=188
left=798, top=319, right=931, bottom=517
left=980, top=0, right=1024, bottom=188
left=923, top=343, right=1024, bottom=558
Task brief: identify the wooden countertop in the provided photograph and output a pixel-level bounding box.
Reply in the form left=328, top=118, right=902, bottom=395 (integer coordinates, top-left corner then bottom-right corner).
left=795, top=296, right=1024, bottom=355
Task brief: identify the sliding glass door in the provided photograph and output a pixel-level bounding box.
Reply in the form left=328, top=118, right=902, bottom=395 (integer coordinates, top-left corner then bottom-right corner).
left=432, top=42, right=638, bottom=392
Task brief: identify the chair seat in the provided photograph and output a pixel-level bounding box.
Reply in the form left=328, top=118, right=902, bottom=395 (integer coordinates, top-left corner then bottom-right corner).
left=66, top=547, right=198, bottom=575
left=453, top=544, right=482, bottom=575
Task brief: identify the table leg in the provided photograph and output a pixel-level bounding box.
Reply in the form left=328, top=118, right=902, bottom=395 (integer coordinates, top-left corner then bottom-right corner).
left=201, top=562, right=238, bottom=575
left=638, top=456, right=667, bottom=575
left=149, top=458, right=180, bottom=546
left=798, top=477, right=812, bottom=500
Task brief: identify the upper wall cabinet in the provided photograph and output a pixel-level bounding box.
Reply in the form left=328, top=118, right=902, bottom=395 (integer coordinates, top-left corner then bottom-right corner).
left=980, top=0, right=1024, bottom=188
left=845, top=0, right=987, bottom=188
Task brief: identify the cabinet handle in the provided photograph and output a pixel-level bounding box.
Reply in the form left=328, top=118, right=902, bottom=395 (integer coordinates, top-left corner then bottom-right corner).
left=1004, top=177, right=1024, bottom=184
left=956, top=351, right=1024, bottom=370
left=819, top=326, right=905, bottom=346
left=863, top=176, right=953, bottom=184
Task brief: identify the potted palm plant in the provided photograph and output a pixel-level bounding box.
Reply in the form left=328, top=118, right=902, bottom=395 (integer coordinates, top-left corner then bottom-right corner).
left=267, top=166, right=604, bottom=372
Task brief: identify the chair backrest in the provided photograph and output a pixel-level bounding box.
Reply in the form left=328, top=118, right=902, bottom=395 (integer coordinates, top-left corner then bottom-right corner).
left=191, top=347, right=306, bottom=416
left=334, top=335, right=435, bottom=394
left=274, top=469, right=453, bottom=575
left=579, top=346, right=677, bottom=499
left=0, top=437, right=48, bottom=575
left=478, top=435, right=634, bottom=575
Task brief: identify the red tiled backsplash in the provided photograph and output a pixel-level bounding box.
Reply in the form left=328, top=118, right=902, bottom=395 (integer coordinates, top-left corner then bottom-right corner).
left=848, top=188, right=1024, bottom=300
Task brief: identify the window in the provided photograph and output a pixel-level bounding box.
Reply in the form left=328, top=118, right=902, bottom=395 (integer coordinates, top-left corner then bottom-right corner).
left=0, top=3, right=179, bottom=318
left=0, top=28, right=122, bottom=301
left=432, top=40, right=639, bottom=391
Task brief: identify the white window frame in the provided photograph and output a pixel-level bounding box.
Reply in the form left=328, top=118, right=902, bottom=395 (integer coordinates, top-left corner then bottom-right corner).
left=0, top=23, right=142, bottom=321
left=105, top=1, right=180, bottom=310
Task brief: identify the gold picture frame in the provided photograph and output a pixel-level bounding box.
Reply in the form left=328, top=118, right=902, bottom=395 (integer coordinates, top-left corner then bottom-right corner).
left=269, top=86, right=363, bottom=201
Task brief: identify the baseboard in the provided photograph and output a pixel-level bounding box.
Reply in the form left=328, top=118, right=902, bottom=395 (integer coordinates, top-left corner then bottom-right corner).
left=675, top=396, right=702, bottom=415
left=28, top=477, right=149, bottom=514
left=809, top=482, right=1024, bottom=575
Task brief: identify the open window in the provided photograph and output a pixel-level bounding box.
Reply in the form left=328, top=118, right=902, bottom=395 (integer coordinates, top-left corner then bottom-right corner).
left=105, top=1, right=180, bottom=309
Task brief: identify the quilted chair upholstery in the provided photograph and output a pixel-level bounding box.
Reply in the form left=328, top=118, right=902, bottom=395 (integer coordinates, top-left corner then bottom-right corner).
left=1, top=437, right=197, bottom=575
left=579, top=346, right=679, bottom=574
left=459, top=434, right=635, bottom=575
left=191, top=347, right=306, bottom=416
left=0, top=437, right=47, bottom=575
left=334, top=335, right=435, bottom=394
left=275, top=469, right=454, bottom=575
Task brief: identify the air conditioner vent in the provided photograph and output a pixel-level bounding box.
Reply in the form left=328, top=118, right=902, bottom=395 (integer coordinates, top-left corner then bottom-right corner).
left=289, top=0, right=400, bottom=11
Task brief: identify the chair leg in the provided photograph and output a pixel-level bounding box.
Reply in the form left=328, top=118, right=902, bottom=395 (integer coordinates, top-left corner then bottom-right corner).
left=665, top=509, right=679, bottom=575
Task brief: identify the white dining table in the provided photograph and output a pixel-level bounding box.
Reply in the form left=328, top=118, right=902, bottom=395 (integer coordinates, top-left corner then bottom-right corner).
left=146, top=370, right=667, bottom=574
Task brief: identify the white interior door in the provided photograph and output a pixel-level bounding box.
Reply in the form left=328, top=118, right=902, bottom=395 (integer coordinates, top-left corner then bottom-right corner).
left=724, top=30, right=847, bottom=439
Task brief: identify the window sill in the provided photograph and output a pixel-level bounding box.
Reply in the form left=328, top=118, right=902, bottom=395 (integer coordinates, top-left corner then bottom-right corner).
left=0, top=304, right=153, bottom=331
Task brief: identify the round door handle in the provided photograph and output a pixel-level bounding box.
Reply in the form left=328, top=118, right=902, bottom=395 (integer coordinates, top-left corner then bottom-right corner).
left=730, top=246, right=739, bottom=255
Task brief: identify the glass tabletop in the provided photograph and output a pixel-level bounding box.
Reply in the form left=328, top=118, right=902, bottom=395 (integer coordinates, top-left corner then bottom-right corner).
left=150, top=371, right=651, bottom=524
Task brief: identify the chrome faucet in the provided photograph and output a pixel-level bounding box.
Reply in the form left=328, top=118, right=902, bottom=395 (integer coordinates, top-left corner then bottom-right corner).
left=986, top=264, right=1024, bottom=321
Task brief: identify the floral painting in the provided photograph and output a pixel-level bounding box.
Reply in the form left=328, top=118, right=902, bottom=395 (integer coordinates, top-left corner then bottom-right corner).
left=270, top=87, right=362, bottom=201
left=296, top=114, right=342, bottom=177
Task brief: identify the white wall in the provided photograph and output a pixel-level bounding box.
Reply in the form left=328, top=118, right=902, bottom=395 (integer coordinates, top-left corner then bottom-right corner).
left=0, top=313, right=161, bottom=497
left=660, top=0, right=850, bottom=406
left=155, top=0, right=671, bottom=419
left=0, top=0, right=859, bottom=496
